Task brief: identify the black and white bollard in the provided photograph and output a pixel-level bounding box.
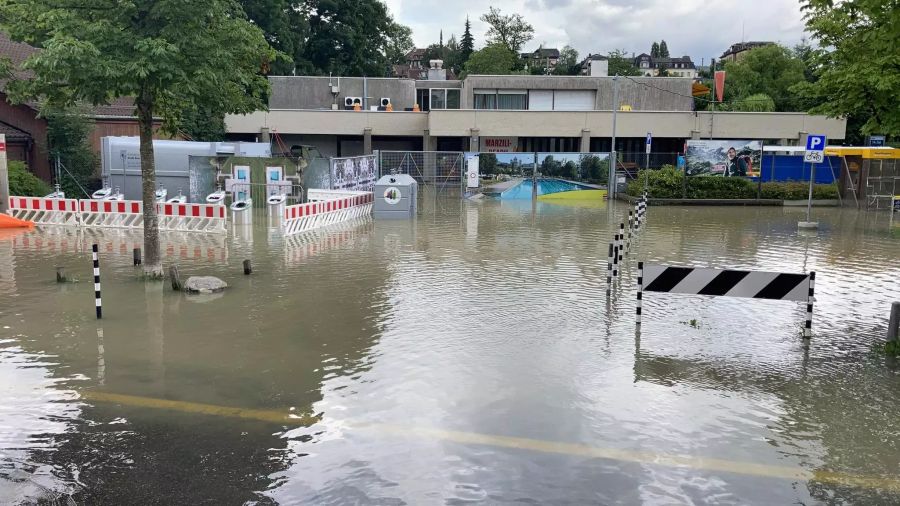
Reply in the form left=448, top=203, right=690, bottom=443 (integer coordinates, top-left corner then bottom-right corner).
left=92, top=244, right=102, bottom=319
left=618, top=223, right=625, bottom=262
left=612, top=235, right=620, bottom=282
left=636, top=261, right=644, bottom=326
left=606, top=242, right=613, bottom=296
left=803, top=272, right=816, bottom=338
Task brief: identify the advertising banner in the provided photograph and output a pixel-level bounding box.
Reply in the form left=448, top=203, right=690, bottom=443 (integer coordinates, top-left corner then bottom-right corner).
left=685, top=140, right=762, bottom=177
left=329, top=154, right=377, bottom=191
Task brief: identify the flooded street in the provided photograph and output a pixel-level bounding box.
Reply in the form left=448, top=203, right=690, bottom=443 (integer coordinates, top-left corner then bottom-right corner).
left=2, top=196, right=900, bottom=504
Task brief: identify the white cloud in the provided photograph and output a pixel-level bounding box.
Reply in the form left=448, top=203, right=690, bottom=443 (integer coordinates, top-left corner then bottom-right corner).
left=385, top=0, right=808, bottom=63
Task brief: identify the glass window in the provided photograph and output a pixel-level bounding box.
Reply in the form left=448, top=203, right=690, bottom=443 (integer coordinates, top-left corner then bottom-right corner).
left=430, top=89, right=446, bottom=110
left=497, top=93, right=526, bottom=110
left=474, top=92, right=496, bottom=109
left=416, top=89, right=430, bottom=111
left=446, top=89, right=460, bottom=109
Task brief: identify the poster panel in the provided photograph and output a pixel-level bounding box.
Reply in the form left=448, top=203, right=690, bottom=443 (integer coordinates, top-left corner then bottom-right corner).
left=685, top=140, right=762, bottom=177
left=329, top=154, right=377, bottom=191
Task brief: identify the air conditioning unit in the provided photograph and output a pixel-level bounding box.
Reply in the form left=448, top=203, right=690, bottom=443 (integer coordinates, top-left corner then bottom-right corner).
left=380, top=97, right=391, bottom=107
left=343, top=96, right=362, bottom=107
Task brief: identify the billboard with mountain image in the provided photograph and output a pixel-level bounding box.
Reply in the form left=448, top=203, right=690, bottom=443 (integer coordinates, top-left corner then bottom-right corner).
left=685, top=140, right=762, bottom=177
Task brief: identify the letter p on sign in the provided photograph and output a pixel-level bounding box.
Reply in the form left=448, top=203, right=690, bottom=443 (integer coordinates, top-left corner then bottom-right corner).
left=804, top=134, right=826, bottom=164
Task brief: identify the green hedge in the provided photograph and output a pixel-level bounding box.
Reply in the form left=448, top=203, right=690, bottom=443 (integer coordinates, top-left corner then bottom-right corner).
left=8, top=161, right=51, bottom=197
left=626, top=166, right=839, bottom=200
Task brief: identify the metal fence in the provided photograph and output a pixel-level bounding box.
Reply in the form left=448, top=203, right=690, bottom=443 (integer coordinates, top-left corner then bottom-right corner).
left=378, top=151, right=465, bottom=189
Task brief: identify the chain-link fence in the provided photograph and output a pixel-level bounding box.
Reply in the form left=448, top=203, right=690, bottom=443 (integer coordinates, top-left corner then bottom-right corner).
left=377, top=151, right=465, bottom=190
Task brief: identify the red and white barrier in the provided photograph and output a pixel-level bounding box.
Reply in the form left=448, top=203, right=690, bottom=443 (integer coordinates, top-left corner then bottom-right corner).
left=283, top=191, right=373, bottom=236
left=79, top=199, right=144, bottom=228
left=8, top=197, right=80, bottom=226
left=156, top=202, right=226, bottom=233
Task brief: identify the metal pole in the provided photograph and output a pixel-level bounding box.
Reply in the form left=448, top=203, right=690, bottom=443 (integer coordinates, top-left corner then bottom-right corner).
left=608, top=75, right=619, bottom=199
left=0, top=134, right=8, bottom=214
left=636, top=261, right=644, bottom=326
left=363, top=76, right=368, bottom=111
left=806, top=161, right=815, bottom=223
left=888, top=302, right=900, bottom=343
left=92, top=244, right=102, bottom=319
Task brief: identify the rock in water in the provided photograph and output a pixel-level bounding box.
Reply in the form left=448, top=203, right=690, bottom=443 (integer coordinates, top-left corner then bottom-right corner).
left=184, top=276, right=228, bottom=294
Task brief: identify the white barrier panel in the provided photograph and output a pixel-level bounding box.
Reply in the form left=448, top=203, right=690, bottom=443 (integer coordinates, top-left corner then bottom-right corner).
left=283, top=191, right=372, bottom=236
left=79, top=199, right=144, bottom=228
left=8, top=197, right=80, bottom=226
left=156, top=202, right=226, bottom=233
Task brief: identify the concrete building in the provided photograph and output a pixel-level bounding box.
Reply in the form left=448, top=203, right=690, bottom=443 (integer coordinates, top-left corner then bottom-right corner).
left=226, top=74, right=846, bottom=160
left=521, top=48, right=561, bottom=73
left=634, top=54, right=698, bottom=78
left=579, top=55, right=609, bottom=77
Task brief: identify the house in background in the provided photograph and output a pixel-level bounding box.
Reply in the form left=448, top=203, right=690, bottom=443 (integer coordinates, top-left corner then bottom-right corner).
left=720, top=41, right=774, bottom=62
left=392, top=48, right=429, bottom=80
left=521, top=48, right=560, bottom=73
left=578, top=54, right=609, bottom=77
left=0, top=32, right=169, bottom=181
left=633, top=54, right=697, bottom=78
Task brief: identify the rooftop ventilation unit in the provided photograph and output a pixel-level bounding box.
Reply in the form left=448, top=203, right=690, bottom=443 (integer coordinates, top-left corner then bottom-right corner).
left=380, top=98, right=391, bottom=107
left=344, top=96, right=362, bottom=108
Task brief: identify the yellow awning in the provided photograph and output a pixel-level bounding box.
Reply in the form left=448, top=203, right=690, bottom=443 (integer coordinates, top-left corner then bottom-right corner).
left=824, top=147, right=900, bottom=159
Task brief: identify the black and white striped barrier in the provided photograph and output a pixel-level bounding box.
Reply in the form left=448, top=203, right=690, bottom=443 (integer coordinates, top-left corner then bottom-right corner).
left=92, top=244, right=102, bottom=319
left=636, top=262, right=816, bottom=338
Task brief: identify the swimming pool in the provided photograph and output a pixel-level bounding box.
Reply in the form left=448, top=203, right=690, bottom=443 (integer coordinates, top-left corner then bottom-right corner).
left=500, top=178, right=595, bottom=199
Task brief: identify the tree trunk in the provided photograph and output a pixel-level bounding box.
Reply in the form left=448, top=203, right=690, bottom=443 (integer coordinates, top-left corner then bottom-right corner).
left=136, top=89, right=163, bottom=278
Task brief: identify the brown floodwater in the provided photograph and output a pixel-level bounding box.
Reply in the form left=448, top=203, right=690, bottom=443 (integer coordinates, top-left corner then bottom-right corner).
left=1, top=195, right=899, bottom=505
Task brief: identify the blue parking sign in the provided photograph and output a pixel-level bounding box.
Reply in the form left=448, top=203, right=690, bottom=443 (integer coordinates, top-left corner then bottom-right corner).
left=804, top=134, right=827, bottom=164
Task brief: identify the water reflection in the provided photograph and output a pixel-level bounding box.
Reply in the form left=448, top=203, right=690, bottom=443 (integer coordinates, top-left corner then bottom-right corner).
left=0, top=200, right=898, bottom=503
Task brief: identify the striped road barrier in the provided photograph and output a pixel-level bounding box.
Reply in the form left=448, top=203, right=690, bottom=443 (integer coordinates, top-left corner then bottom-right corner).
left=283, top=191, right=372, bottom=236
left=156, top=202, right=226, bottom=233
left=80, top=199, right=143, bottom=228
left=637, top=262, right=816, bottom=337
left=92, top=244, right=102, bottom=319
left=7, top=196, right=80, bottom=226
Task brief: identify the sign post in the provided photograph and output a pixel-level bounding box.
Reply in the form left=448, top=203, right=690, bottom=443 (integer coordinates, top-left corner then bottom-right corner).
left=644, top=132, right=651, bottom=193
left=800, top=134, right=826, bottom=229
left=0, top=134, right=8, bottom=214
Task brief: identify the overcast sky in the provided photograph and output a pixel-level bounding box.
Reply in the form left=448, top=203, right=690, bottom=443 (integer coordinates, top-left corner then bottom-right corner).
left=384, top=0, right=809, bottom=64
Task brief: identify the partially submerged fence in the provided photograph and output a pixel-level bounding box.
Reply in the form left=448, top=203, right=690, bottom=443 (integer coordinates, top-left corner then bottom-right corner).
left=8, top=197, right=227, bottom=233
left=282, top=190, right=373, bottom=236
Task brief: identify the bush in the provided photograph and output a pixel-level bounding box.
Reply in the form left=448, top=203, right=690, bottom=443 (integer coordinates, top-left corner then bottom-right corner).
left=628, top=168, right=839, bottom=200
left=760, top=182, right=839, bottom=200
left=8, top=161, right=51, bottom=196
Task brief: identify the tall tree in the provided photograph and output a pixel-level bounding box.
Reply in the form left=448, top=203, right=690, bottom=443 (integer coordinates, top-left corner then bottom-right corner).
left=43, top=104, right=99, bottom=197
left=463, top=43, right=518, bottom=77
left=460, top=17, right=475, bottom=63
left=553, top=45, right=579, bottom=75
left=385, top=23, right=415, bottom=66
left=480, top=6, right=534, bottom=53
left=659, top=40, right=670, bottom=58
left=2, top=0, right=275, bottom=278
left=651, top=42, right=660, bottom=58
left=722, top=44, right=805, bottom=111
left=607, top=49, right=641, bottom=76
left=300, top=0, right=410, bottom=76
left=239, top=0, right=306, bottom=74
left=794, top=0, right=898, bottom=136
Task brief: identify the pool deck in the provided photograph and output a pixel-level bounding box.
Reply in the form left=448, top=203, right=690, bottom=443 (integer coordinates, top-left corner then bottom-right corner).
left=481, top=178, right=603, bottom=197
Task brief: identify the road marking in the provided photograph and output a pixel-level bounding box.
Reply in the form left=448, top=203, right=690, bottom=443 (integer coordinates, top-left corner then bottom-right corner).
left=81, top=390, right=900, bottom=493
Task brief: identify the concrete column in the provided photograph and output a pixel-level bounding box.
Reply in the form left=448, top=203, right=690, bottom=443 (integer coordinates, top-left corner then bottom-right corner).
left=423, top=129, right=435, bottom=152
left=0, top=134, right=8, bottom=214
left=690, top=130, right=701, bottom=140
left=580, top=129, right=590, bottom=153
left=260, top=127, right=270, bottom=144
left=363, top=128, right=373, bottom=155
left=469, top=128, right=480, bottom=152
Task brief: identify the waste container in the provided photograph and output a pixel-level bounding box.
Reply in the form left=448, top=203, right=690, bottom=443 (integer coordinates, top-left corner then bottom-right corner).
left=373, top=173, right=417, bottom=219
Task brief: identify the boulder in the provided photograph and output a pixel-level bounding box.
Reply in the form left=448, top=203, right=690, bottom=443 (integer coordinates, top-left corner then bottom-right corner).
left=184, top=276, right=228, bottom=294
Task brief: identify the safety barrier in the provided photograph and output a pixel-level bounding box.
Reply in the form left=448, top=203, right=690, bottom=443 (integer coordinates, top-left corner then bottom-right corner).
left=283, top=191, right=373, bottom=236
left=7, top=196, right=226, bottom=234
left=8, top=196, right=80, bottom=226
left=607, top=193, right=647, bottom=296
left=80, top=199, right=144, bottom=228
left=637, top=263, right=815, bottom=337
left=157, top=202, right=227, bottom=233
left=11, top=229, right=228, bottom=261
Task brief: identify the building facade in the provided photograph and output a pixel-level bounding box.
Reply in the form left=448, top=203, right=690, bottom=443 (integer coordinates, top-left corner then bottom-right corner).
left=720, top=42, right=774, bottom=62
left=226, top=74, right=846, bottom=161
left=633, top=54, right=698, bottom=78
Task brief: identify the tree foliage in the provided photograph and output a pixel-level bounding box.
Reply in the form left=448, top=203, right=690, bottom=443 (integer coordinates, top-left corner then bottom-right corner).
left=239, top=0, right=306, bottom=75
left=480, top=6, right=534, bottom=53
left=722, top=44, right=805, bottom=111
left=607, top=49, right=641, bottom=76
left=43, top=104, right=99, bottom=197
left=651, top=42, right=660, bottom=58
left=463, top=43, right=519, bottom=76
left=795, top=0, right=899, bottom=136
left=731, top=93, right=776, bottom=112
left=460, top=17, right=475, bottom=63
left=0, top=0, right=275, bottom=277
left=553, top=45, right=579, bottom=75
left=659, top=40, right=669, bottom=58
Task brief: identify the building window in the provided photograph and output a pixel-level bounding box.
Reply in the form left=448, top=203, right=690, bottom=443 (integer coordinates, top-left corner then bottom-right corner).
left=416, top=89, right=430, bottom=111
left=427, top=89, right=461, bottom=110
left=497, top=91, right=526, bottom=110
left=430, top=89, right=445, bottom=110
left=474, top=91, right=497, bottom=109
left=446, top=89, right=460, bottom=109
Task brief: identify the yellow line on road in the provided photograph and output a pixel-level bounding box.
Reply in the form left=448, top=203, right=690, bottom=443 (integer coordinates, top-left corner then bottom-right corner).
left=81, top=390, right=900, bottom=493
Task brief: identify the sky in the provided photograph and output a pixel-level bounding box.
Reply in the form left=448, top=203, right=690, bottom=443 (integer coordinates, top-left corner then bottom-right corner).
left=383, top=0, right=809, bottom=64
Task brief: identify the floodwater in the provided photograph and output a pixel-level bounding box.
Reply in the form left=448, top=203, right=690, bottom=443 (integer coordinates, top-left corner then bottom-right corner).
left=2, top=194, right=900, bottom=505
